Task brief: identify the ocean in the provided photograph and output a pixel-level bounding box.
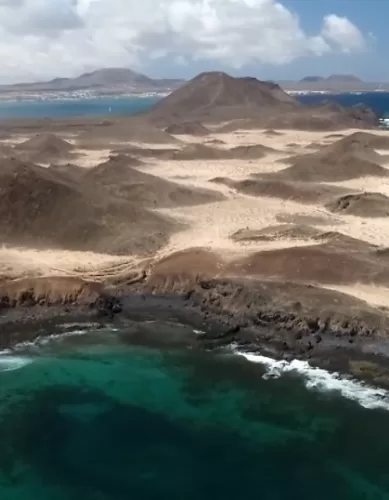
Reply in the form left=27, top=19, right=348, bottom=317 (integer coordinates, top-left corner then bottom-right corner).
left=0, top=95, right=161, bottom=120
left=2, top=92, right=389, bottom=499
left=1, top=327, right=389, bottom=500
left=0, top=91, right=388, bottom=120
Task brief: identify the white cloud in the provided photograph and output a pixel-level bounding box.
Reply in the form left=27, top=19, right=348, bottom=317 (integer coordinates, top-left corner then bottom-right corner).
left=0, top=0, right=368, bottom=83
left=321, top=14, right=366, bottom=53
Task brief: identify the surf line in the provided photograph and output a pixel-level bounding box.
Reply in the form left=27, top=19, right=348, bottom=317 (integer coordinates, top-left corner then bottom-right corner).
left=235, top=350, right=389, bottom=411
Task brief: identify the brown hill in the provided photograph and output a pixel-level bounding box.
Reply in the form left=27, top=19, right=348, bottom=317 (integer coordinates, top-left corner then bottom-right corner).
left=146, top=71, right=298, bottom=125
left=265, top=107, right=377, bottom=131
left=230, top=224, right=323, bottom=242
left=85, top=154, right=225, bottom=208
left=146, top=233, right=389, bottom=288
left=228, top=144, right=277, bottom=158
left=162, top=143, right=275, bottom=161
left=273, top=148, right=389, bottom=182
left=145, top=70, right=378, bottom=130
left=15, top=133, right=74, bottom=162
left=332, top=131, right=389, bottom=151
left=226, top=234, right=389, bottom=286
left=326, top=192, right=389, bottom=217
left=17, top=133, right=73, bottom=153
left=115, top=143, right=275, bottom=162
left=47, top=162, right=86, bottom=183
left=165, top=121, right=210, bottom=136
left=217, top=103, right=378, bottom=132
left=280, top=132, right=387, bottom=166
left=263, top=129, right=283, bottom=136
left=76, top=118, right=179, bottom=148
left=165, top=144, right=226, bottom=161
left=0, top=157, right=178, bottom=255
left=212, top=177, right=352, bottom=204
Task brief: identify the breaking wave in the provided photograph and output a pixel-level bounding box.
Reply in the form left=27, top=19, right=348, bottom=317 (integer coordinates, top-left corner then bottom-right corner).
left=236, top=351, right=389, bottom=411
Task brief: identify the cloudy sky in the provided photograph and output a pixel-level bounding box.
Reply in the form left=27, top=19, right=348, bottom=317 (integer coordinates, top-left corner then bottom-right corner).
left=0, top=0, right=385, bottom=83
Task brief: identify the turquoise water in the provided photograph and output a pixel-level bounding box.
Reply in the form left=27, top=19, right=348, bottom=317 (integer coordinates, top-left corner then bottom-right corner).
left=0, top=92, right=389, bottom=119
left=0, top=96, right=160, bottom=119
left=1, top=328, right=389, bottom=499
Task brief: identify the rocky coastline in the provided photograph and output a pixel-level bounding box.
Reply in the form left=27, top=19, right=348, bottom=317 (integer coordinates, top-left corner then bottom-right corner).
left=2, top=276, right=389, bottom=388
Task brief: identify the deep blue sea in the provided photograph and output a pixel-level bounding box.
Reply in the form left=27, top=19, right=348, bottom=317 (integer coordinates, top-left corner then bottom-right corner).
left=297, top=92, right=389, bottom=116
left=2, top=327, right=389, bottom=500
left=2, top=92, right=389, bottom=499
left=0, top=91, right=388, bottom=119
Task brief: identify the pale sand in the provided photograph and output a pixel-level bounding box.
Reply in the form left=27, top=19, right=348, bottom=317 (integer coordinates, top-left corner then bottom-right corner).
left=325, top=176, right=389, bottom=196
left=71, top=148, right=112, bottom=168
left=0, top=247, right=145, bottom=281
left=155, top=194, right=334, bottom=256
left=3, top=127, right=389, bottom=311
left=0, top=136, right=29, bottom=145
left=140, top=155, right=288, bottom=190
left=323, top=284, right=389, bottom=310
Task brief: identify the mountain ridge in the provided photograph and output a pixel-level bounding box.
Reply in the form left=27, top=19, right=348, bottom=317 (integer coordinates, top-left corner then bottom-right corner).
left=300, top=74, right=363, bottom=83
left=0, top=68, right=184, bottom=93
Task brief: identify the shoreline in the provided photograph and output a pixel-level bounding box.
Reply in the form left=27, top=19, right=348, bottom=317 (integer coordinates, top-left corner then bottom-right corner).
left=2, top=281, right=389, bottom=389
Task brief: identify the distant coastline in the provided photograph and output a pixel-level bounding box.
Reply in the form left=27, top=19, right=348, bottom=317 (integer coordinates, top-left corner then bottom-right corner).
left=1, top=90, right=389, bottom=120
left=0, top=88, right=388, bottom=103
left=0, top=90, right=171, bottom=103
left=287, top=89, right=389, bottom=96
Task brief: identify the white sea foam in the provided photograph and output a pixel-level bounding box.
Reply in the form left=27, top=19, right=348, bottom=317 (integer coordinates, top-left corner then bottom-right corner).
left=193, top=329, right=206, bottom=335
left=0, top=328, right=89, bottom=357
left=0, top=328, right=93, bottom=372
left=0, top=355, right=34, bottom=372
left=34, top=329, right=89, bottom=346
left=236, top=351, right=389, bottom=411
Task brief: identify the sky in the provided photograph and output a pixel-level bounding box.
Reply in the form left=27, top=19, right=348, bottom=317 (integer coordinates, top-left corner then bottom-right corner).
left=0, top=0, right=386, bottom=84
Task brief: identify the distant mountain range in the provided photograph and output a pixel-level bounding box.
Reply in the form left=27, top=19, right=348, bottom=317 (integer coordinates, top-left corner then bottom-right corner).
left=0, top=68, right=185, bottom=94
left=300, top=75, right=363, bottom=83
left=280, top=74, right=389, bottom=92
left=0, top=69, right=387, bottom=96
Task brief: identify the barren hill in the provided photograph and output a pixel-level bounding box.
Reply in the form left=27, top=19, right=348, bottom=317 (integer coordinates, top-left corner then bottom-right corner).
left=15, top=133, right=74, bottom=163
left=0, top=157, right=179, bottom=255
left=17, top=133, right=73, bottom=153
left=269, top=133, right=389, bottom=182
left=154, top=72, right=379, bottom=130
left=147, top=71, right=298, bottom=125
left=332, top=131, right=389, bottom=150
left=85, top=155, right=225, bottom=208
left=301, top=75, right=362, bottom=83
left=0, top=68, right=184, bottom=93
left=77, top=118, right=179, bottom=148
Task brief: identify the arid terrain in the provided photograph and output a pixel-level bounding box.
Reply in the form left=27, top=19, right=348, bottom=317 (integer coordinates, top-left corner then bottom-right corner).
left=2, top=72, right=389, bottom=383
